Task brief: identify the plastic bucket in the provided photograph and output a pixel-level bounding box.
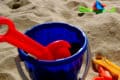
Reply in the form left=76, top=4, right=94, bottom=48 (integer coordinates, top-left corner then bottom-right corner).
left=17, top=22, right=90, bottom=80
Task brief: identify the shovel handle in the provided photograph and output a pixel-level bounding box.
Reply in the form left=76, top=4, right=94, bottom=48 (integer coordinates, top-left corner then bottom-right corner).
left=0, top=16, right=53, bottom=60
left=0, top=16, right=16, bottom=42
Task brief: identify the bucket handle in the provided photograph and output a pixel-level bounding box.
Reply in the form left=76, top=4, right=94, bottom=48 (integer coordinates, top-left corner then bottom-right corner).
left=15, top=44, right=91, bottom=80
left=15, top=56, right=29, bottom=80
left=79, top=44, right=91, bottom=80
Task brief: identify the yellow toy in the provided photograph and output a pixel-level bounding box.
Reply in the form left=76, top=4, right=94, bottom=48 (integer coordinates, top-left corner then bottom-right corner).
left=92, top=54, right=120, bottom=79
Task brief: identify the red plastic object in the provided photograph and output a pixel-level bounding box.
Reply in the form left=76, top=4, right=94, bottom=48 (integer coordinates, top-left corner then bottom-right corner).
left=0, top=16, right=71, bottom=60
left=47, top=40, right=71, bottom=60
left=93, top=77, right=104, bottom=80
left=98, top=66, right=112, bottom=80
left=0, top=16, right=53, bottom=60
left=93, top=66, right=113, bottom=80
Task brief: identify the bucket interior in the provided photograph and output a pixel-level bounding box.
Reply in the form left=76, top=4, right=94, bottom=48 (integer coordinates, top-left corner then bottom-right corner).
left=25, top=22, right=85, bottom=55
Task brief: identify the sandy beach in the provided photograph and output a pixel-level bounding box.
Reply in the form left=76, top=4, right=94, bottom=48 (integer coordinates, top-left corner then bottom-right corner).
left=0, top=0, right=120, bottom=80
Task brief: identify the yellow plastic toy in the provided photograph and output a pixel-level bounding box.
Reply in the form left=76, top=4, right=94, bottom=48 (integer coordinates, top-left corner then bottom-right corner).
left=92, top=54, right=120, bottom=79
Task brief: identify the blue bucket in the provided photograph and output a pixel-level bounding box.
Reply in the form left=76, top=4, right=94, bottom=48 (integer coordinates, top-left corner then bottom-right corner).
left=17, top=22, right=90, bottom=80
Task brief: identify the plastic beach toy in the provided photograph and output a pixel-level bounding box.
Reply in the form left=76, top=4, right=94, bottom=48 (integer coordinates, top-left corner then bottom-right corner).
left=93, top=66, right=113, bottom=80
left=17, top=22, right=91, bottom=80
left=78, top=0, right=116, bottom=14
left=92, top=0, right=106, bottom=14
left=92, top=55, right=120, bottom=79
left=47, top=40, right=71, bottom=60
left=93, top=0, right=106, bottom=10
left=0, top=16, right=52, bottom=60
left=0, top=16, right=71, bottom=60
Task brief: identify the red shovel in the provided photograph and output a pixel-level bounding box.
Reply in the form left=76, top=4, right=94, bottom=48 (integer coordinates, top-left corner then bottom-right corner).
left=47, top=40, right=71, bottom=60
left=0, top=16, right=71, bottom=60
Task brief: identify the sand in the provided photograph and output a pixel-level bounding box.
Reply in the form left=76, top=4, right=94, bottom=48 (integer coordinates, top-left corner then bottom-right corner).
left=0, top=0, right=120, bottom=80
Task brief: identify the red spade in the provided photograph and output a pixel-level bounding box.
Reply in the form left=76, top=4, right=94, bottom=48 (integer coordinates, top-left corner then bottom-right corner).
left=47, top=40, right=71, bottom=60
left=0, top=16, right=71, bottom=60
